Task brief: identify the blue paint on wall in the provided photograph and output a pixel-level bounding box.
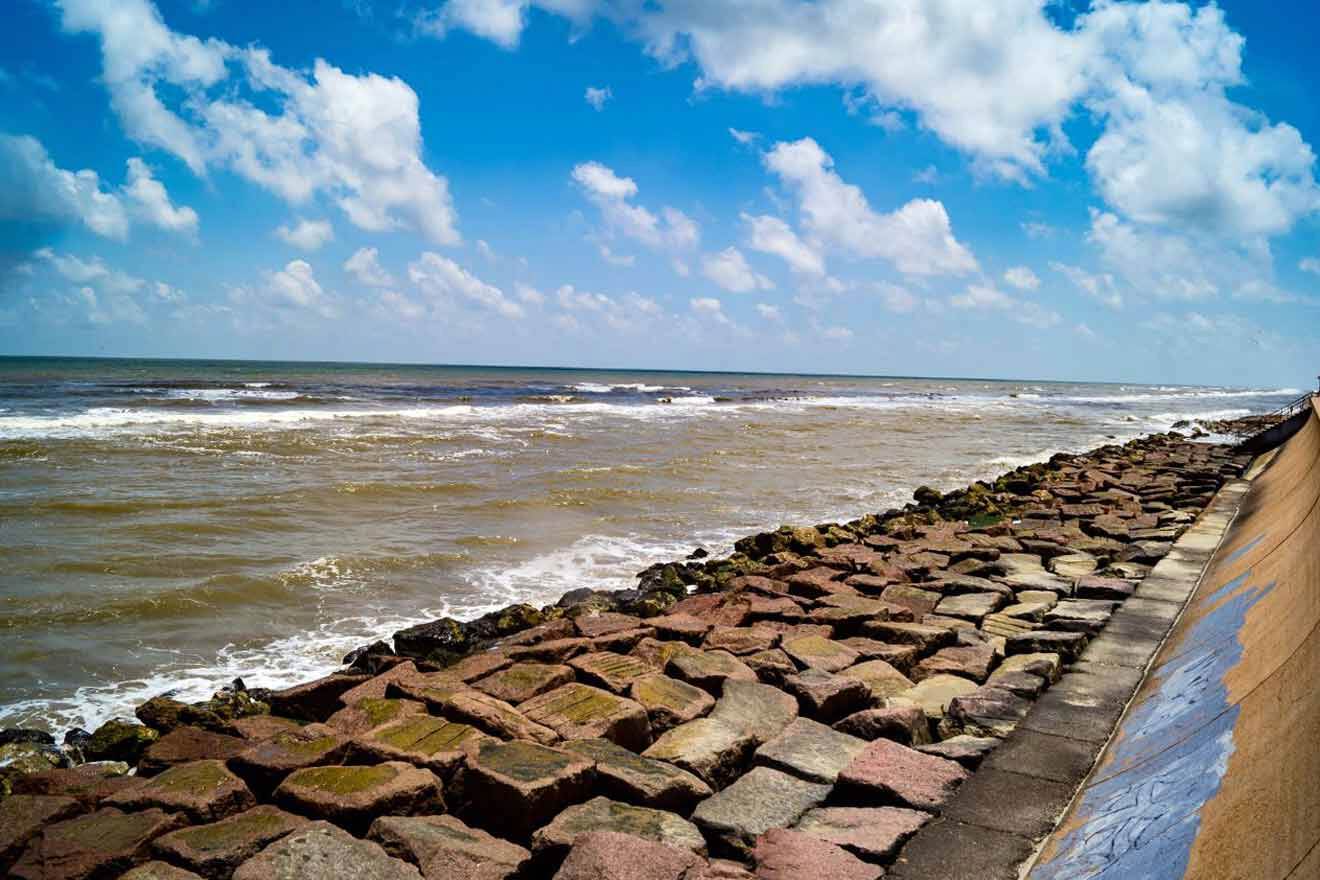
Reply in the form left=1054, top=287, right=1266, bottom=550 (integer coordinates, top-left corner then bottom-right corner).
left=1032, top=578, right=1274, bottom=880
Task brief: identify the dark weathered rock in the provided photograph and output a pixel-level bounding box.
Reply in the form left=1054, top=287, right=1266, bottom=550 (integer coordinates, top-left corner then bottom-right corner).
left=274, top=763, right=443, bottom=834
left=563, top=738, right=711, bottom=811
left=472, top=663, right=575, bottom=704
left=459, top=740, right=595, bottom=839
left=85, top=719, right=159, bottom=764
left=692, top=767, right=832, bottom=858
left=394, top=618, right=471, bottom=663
left=12, top=763, right=136, bottom=809
left=550, top=831, right=703, bottom=880
left=833, top=705, right=931, bottom=746
left=1006, top=630, right=1087, bottom=661
left=793, top=806, right=929, bottom=862
left=106, top=760, right=256, bottom=822
left=231, top=821, right=421, bottom=880
left=151, top=805, right=308, bottom=880
left=0, top=795, right=83, bottom=872
left=915, top=735, right=1000, bottom=769
left=267, top=674, right=372, bottom=723
left=782, top=670, right=871, bottom=723
left=531, top=796, right=706, bottom=863
left=940, top=685, right=1033, bottom=739
left=368, top=814, right=529, bottom=880
left=11, top=807, right=182, bottom=880
left=137, top=727, right=247, bottom=777
left=836, top=739, right=969, bottom=811
left=910, top=644, right=998, bottom=684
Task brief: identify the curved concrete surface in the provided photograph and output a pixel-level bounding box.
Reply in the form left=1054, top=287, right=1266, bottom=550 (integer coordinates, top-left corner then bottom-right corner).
left=1031, top=396, right=1320, bottom=879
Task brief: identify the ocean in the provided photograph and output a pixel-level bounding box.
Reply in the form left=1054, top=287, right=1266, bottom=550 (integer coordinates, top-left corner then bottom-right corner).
left=0, top=357, right=1298, bottom=734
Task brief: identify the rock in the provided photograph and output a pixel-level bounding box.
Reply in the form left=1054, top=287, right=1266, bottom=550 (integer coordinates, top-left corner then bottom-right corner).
left=0, top=795, right=83, bottom=871
left=837, top=640, right=921, bottom=673
left=267, top=674, right=372, bottom=723
left=120, top=862, right=204, bottom=880
left=1044, top=599, right=1115, bottom=634
left=980, top=612, right=1041, bottom=639
left=394, top=618, right=471, bottom=664
left=861, top=622, right=954, bottom=652
left=137, top=727, right=247, bottom=777
left=708, top=680, right=799, bottom=747
left=692, top=767, right=832, bottom=858
left=1075, top=575, right=1136, bottom=600
left=703, top=627, right=780, bottom=656
left=641, top=719, right=755, bottom=789
left=273, top=763, right=443, bottom=834
left=592, top=628, right=656, bottom=654
left=551, top=831, right=703, bottom=880
left=915, top=735, right=1000, bottom=769
left=1006, top=630, right=1087, bottom=661
left=85, top=719, right=159, bottom=764
left=468, top=662, right=573, bottom=704
left=1015, top=589, right=1059, bottom=609
left=751, top=829, right=882, bottom=880
left=229, top=716, right=302, bottom=742
left=436, top=691, right=559, bottom=745
left=754, top=718, right=867, bottom=785
left=134, top=697, right=222, bottom=737
left=649, top=614, right=713, bottom=645
left=779, top=636, right=859, bottom=674
left=325, top=697, right=427, bottom=737
left=910, top=644, right=998, bottom=684
left=563, top=738, right=711, bottom=811
left=151, top=805, right=308, bottom=879
left=692, top=859, right=756, bottom=880
left=509, top=638, right=591, bottom=664
left=899, top=674, right=979, bottom=722
left=519, top=684, right=652, bottom=751
left=532, top=796, right=706, bottom=863
left=10, top=808, right=182, bottom=880
left=996, top=651, right=1062, bottom=683
left=573, top=613, right=644, bottom=640
left=793, top=806, right=929, bottom=862
left=1047, top=553, right=1098, bottom=579
left=782, top=670, right=871, bottom=723
left=349, top=715, right=491, bottom=779
left=745, top=597, right=807, bottom=623
left=231, top=821, right=422, bottom=880
left=940, top=685, right=1033, bottom=739
left=743, top=650, right=798, bottom=686
left=668, top=650, right=758, bottom=695
left=629, top=675, right=715, bottom=734
left=983, top=669, right=1047, bottom=699
left=444, top=651, right=515, bottom=684
left=837, top=738, right=969, bottom=811
left=459, top=740, right=595, bottom=839
left=878, top=585, right=941, bottom=618
left=837, top=659, right=914, bottom=703
left=833, top=706, right=931, bottom=746
left=568, top=653, right=656, bottom=695
left=631, top=638, right=693, bottom=671
left=337, top=663, right=423, bottom=707
left=932, top=591, right=1004, bottom=623
left=107, top=760, right=256, bottom=823
left=368, top=814, right=529, bottom=880
left=785, top=568, right=852, bottom=600
left=11, top=763, right=136, bottom=809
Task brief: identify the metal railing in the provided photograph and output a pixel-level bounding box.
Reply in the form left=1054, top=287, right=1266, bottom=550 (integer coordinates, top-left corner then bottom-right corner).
left=1266, top=391, right=1315, bottom=423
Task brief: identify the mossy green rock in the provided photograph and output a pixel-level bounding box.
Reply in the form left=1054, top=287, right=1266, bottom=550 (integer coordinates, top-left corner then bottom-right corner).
left=519, top=683, right=652, bottom=751
left=86, top=719, right=160, bottom=764
left=274, top=763, right=443, bottom=834
left=326, top=697, right=427, bottom=736
left=152, top=805, right=308, bottom=879
left=108, top=760, right=255, bottom=822
left=352, top=715, right=491, bottom=777
left=10, top=807, right=182, bottom=880
left=461, top=741, right=594, bottom=839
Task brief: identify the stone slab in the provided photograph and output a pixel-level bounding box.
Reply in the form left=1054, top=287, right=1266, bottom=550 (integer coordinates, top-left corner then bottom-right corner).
left=107, top=760, right=255, bottom=823
left=531, top=796, right=706, bottom=862
left=564, top=738, right=712, bottom=811
left=642, top=718, right=755, bottom=789
left=472, top=663, right=575, bottom=704
left=794, top=806, right=930, bottom=862
left=629, top=675, right=716, bottom=734
left=351, top=715, right=492, bottom=778
left=568, top=653, right=656, bottom=694
left=460, top=740, right=595, bottom=839
left=231, top=821, right=421, bottom=880
left=368, top=814, right=529, bottom=880
left=551, top=831, right=703, bottom=880
left=836, top=739, right=969, bottom=812
left=11, top=807, right=183, bottom=880
left=274, top=762, right=443, bottom=834
left=151, top=805, right=308, bottom=880
left=692, top=767, right=832, bottom=858
left=754, top=718, right=867, bottom=784
left=519, top=684, right=653, bottom=751
left=752, top=829, right=882, bottom=880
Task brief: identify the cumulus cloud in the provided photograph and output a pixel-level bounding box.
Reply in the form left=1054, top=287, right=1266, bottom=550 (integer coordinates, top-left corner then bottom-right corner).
left=950, top=282, right=1061, bottom=329
left=57, top=0, right=459, bottom=245
left=1051, top=261, right=1123, bottom=310
left=690, top=296, right=730, bottom=325
left=34, top=248, right=144, bottom=293
left=584, top=85, right=611, bottom=110
left=267, top=259, right=336, bottom=316
left=409, top=252, right=524, bottom=318
left=1002, top=266, right=1040, bottom=291
left=876, top=282, right=918, bottom=314
left=763, top=138, right=978, bottom=277
left=755, top=302, right=782, bottom=322
left=276, top=218, right=334, bottom=251
left=729, top=128, right=760, bottom=145
left=571, top=160, right=699, bottom=255
left=702, top=247, right=773, bottom=293
left=343, top=247, right=395, bottom=287
left=556, top=283, right=663, bottom=332
left=742, top=212, right=824, bottom=277
left=122, top=158, right=198, bottom=234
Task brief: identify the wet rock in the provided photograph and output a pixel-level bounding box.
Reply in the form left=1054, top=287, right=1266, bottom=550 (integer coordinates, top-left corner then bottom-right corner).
left=667, top=650, right=758, bottom=695
left=692, top=767, right=832, bottom=858
left=568, top=652, right=656, bottom=695
left=793, top=805, right=929, bottom=862
left=151, top=805, right=308, bottom=880
left=563, top=738, right=712, bottom=811
left=707, top=680, right=800, bottom=747
left=915, top=735, right=1000, bottom=769
left=832, top=706, right=931, bottom=746
left=85, top=719, right=160, bottom=765
left=836, top=738, right=969, bottom=811
left=231, top=821, right=422, bottom=880
left=754, top=718, right=867, bottom=785
left=267, top=674, right=372, bottom=723
left=551, top=831, right=703, bottom=880
left=11, top=807, right=182, bottom=880
left=368, top=814, right=529, bottom=880
left=783, top=669, right=871, bottom=723
left=325, top=697, right=428, bottom=737
left=274, top=763, right=443, bottom=834
left=896, top=674, right=979, bottom=722
left=910, top=644, right=998, bottom=684
left=532, top=796, right=706, bottom=863
left=1, top=729, right=56, bottom=747
left=837, top=659, right=914, bottom=703
left=137, top=727, right=247, bottom=776
left=394, top=618, right=472, bottom=664
left=641, top=718, right=755, bottom=789
left=0, top=795, right=83, bottom=872
left=349, top=715, right=491, bottom=779
left=471, top=663, right=575, bottom=704
left=458, top=740, right=595, bottom=840
left=519, top=684, right=653, bottom=751
left=136, top=697, right=227, bottom=736
left=108, top=760, right=255, bottom=822
left=629, top=675, right=716, bottom=734
left=751, top=829, right=882, bottom=880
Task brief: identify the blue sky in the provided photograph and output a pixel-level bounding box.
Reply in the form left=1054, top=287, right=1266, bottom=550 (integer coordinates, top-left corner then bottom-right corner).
left=1, top=0, right=1318, bottom=387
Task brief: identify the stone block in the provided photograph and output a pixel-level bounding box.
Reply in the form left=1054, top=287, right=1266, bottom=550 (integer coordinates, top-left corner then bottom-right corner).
left=228, top=725, right=351, bottom=796
left=692, top=767, right=832, bottom=858
left=151, top=805, right=308, bottom=880
left=932, top=592, right=1004, bottom=623
left=10, top=808, right=182, bottom=880
left=137, top=728, right=247, bottom=777
left=1005, top=630, right=1087, bottom=661
left=879, top=585, right=942, bottom=618
left=231, top=821, right=421, bottom=880
left=667, top=651, right=758, bottom=695
left=107, top=760, right=255, bottom=823
left=531, top=796, right=706, bottom=863
left=780, top=636, right=859, bottom=674
left=267, top=674, right=372, bottom=723
left=833, top=706, right=931, bottom=746
left=460, top=740, right=595, bottom=839
left=472, top=663, right=575, bottom=704
left=574, top=613, right=645, bottom=639
left=274, top=762, right=443, bottom=834
left=325, top=697, right=427, bottom=737
left=641, top=719, right=755, bottom=789
left=368, top=814, right=529, bottom=880
left=914, top=735, right=1000, bottom=769
left=519, top=684, right=652, bottom=751
left=649, top=614, right=713, bottom=645
left=836, top=739, right=969, bottom=811
left=783, top=670, right=871, bottom=723
left=910, top=645, right=998, bottom=684
left=751, top=829, right=882, bottom=880
left=629, top=675, right=715, bottom=733
left=551, top=831, right=703, bottom=880
left=707, top=680, right=799, bottom=747
left=743, top=650, right=798, bottom=686
left=794, top=806, right=929, bottom=862
left=754, top=718, right=867, bottom=785
left=437, top=691, right=559, bottom=745
left=564, top=738, right=711, bottom=811
left=838, top=659, right=914, bottom=703
left=350, top=715, right=492, bottom=778
left=0, top=795, right=83, bottom=872
left=11, top=763, right=137, bottom=809
left=568, top=653, right=656, bottom=694
left=862, top=622, right=954, bottom=652
left=703, top=627, right=780, bottom=656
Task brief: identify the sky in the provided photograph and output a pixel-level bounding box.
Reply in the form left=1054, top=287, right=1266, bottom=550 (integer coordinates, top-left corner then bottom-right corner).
left=1, top=0, right=1319, bottom=388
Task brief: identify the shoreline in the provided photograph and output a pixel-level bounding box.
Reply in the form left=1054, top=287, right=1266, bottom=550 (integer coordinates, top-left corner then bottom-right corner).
left=0, top=416, right=1268, bottom=877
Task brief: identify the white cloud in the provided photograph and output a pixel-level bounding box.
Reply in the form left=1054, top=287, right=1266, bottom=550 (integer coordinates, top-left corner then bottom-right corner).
left=123, top=158, right=198, bottom=234
left=375, top=289, right=426, bottom=321
left=729, top=128, right=760, bottom=145
left=1300, top=258, right=1320, bottom=276
left=1075, top=322, right=1097, bottom=339
left=702, top=247, right=773, bottom=293
left=408, top=252, right=524, bottom=319
left=276, top=218, right=334, bottom=251
left=1021, top=220, right=1055, bottom=239
left=0, top=135, right=128, bottom=239
left=912, top=165, right=940, bottom=185
left=1051, top=261, right=1123, bottom=310
left=1086, top=209, right=1219, bottom=301
left=584, top=85, right=611, bottom=110
left=755, top=303, right=782, bottom=322
left=742, top=212, right=824, bottom=277
left=57, top=0, right=460, bottom=244
left=876, top=282, right=918, bottom=314
left=515, top=282, right=546, bottom=305
left=598, top=244, right=635, bottom=267
left=690, top=296, right=730, bottom=325
left=34, top=248, right=145, bottom=293
left=556, top=283, right=663, bottom=332
left=950, top=282, right=1061, bottom=328
left=1002, top=266, right=1040, bottom=291
left=476, top=239, right=497, bottom=261
left=763, top=138, right=978, bottom=277
left=571, top=160, right=698, bottom=252
left=267, top=259, right=335, bottom=316
left=416, top=0, right=528, bottom=49
left=343, top=247, right=395, bottom=288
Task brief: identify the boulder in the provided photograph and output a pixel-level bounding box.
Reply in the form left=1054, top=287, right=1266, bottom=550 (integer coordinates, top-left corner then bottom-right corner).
left=531, top=796, right=706, bottom=863
left=0, top=795, right=83, bottom=871
left=836, top=739, right=968, bottom=811
left=106, top=760, right=255, bottom=822
left=472, top=663, right=575, bottom=704
left=793, top=806, right=929, bottom=862
left=231, top=821, right=421, bottom=880
left=519, top=684, right=652, bottom=751
left=10, top=807, right=182, bottom=880
left=368, top=814, right=529, bottom=880
left=274, top=763, right=443, bottom=834
left=692, top=767, right=831, bottom=858
left=151, top=805, right=308, bottom=880
left=641, top=719, right=755, bottom=789
left=751, top=829, right=882, bottom=880
left=563, top=738, right=711, bottom=811
left=137, top=728, right=247, bottom=777
left=85, top=719, right=159, bottom=764
left=551, top=831, right=703, bottom=880
left=629, top=675, right=716, bottom=734
left=459, top=740, right=595, bottom=839
left=349, top=715, right=491, bottom=778
left=754, top=718, right=867, bottom=785
left=11, top=763, right=136, bottom=809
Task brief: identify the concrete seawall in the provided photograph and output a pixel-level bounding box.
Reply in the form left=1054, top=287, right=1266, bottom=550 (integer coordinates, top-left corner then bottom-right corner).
left=1030, top=396, right=1320, bottom=879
